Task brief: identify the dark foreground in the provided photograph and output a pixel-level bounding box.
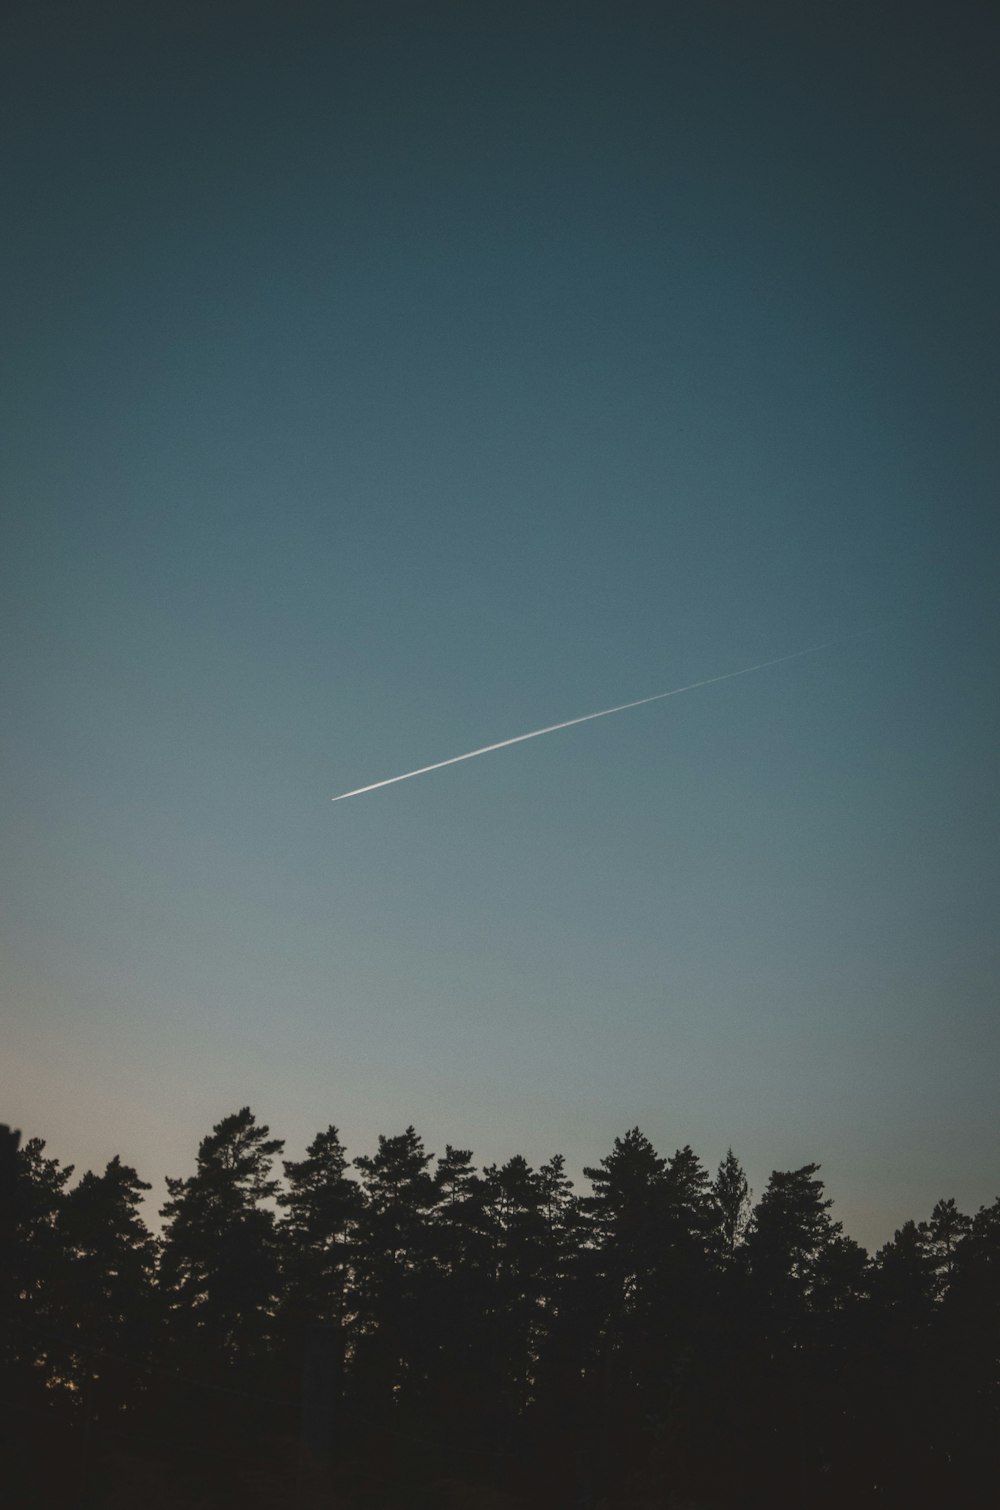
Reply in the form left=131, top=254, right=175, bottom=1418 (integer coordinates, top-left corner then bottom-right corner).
left=3, top=1115, right=998, bottom=1507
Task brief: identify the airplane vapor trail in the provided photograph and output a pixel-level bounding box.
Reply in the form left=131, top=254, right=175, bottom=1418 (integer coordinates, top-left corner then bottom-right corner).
left=331, top=629, right=879, bottom=803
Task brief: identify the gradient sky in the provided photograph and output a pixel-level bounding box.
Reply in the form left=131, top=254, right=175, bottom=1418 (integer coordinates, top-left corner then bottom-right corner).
left=3, top=1, right=998, bottom=1250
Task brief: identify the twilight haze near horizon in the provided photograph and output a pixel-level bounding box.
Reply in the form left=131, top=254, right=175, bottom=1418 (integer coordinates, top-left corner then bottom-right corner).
left=2, top=1, right=997, bottom=1250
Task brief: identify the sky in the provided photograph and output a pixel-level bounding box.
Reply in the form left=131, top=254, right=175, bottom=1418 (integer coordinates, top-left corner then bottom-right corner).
left=2, top=0, right=998, bottom=1251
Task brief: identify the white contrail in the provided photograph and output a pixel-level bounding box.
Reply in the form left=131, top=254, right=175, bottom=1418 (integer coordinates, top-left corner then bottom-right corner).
left=331, top=629, right=880, bottom=803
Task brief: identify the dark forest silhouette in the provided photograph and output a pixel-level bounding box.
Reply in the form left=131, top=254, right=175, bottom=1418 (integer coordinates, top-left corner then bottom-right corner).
left=1, top=1113, right=997, bottom=1509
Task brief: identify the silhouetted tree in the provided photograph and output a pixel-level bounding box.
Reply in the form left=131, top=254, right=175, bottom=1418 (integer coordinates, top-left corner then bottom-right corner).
left=269, top=1124, right=363, bottom=1453
left=351, top=1126, right=437, bottom=1416
left=660, top=1142, right=717, bottom=1296
left=56, top=1156, right=157, bottom=1408
left=577, top=1130, right=676, bottom=1501
left=3, top=1137, right=74, bottom=1390
left=159, top=1108, right=284, bottom=1365
left=419, top=1146, right=494, bottom=1453
left=746, top=1162, right=842, bottom=1308
left=712, top=1146, right=751, bottom=1262
left=740, top=1164, right=850, bottom=1501
left=870, top=1218, right=936, bottom=1319
left=581, top=1127, right=666, bottom=1306
left=279, top=1124, right=361, bottom=1330
left=481, top=1155, right=550, bottom=1412
left=534, top=1152, right=580, bottom=1339
left=938, top=1196, right=1000, bottom=1496
left=927, top=1195, right=971, bottom=1291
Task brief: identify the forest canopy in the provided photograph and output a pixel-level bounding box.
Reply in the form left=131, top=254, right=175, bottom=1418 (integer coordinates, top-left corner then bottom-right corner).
left=2, top=1112, right=997, bottom=1508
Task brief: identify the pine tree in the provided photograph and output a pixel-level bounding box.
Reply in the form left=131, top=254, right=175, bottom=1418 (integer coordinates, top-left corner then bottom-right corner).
left=4, top=1137, right=74, bottom=1390
left=936, top=1197, right=1000, bottom=1500
left=943, top=1196, right=1000, bottom=1424
left=56, top=1156, right=157, bottom=1416
left=433, top=1144, right=486, bottom=1273
left=159, top=1108, right=284, bottom=1364
left=423, top=1145, right=493, bottom=1435
left=662, top=1143, right=716, bottom=1266
left=712, top=1148, right=751, bottom=1262
left=741, top=1166, right=852, bottom=1501
left=279, top=1125, right=361, bottom=1329
left=351, top=1127, right=436, bottom=1411
left=581, top=1127, right=667, bottom=1293
left=746, top=1163, right=842, bottom=1304
left=481, top=1155, right=549, bottom=1408
left=536, top=1152, right=580, bottom=1312
left=926, top=1197, right=971, bottom=1293
left=871, top=1219, right=936, bottom=1319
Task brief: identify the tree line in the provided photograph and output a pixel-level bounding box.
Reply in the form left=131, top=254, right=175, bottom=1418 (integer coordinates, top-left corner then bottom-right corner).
left=2, top=1110, right=997, bottom=1508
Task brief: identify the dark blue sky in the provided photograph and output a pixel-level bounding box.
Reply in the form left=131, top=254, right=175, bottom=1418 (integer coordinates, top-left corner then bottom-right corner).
left=3, top=1, right=997, bottom=1246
